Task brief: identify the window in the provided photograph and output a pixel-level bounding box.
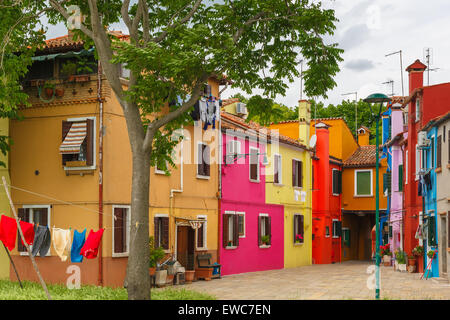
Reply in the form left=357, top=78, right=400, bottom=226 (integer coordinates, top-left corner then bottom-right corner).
left=355, top=170, right=373, bottom=196
left=332, top=220, right=342, bottom=238
left=415, top=144, right=420, bottom=181
left=155, top=160, right=169, bottom=175
left=197, top=143, right=210, bottom=178
left=18, top=206, right=51, bottom=255
left=437, top=135, right=442, bottom=169
left=154, top=215, right=169, bottom=250
left=415, top=99, right=420, bottom=122
left=61, top=118, right=95, bottom=168
left=249, top=147, right=260, bottom=182
left=196, top=216, right=207, bottom=250
left=383, top=172, right=391, bottom=196
left=332, top=169, right=342, bottom=195
left=398, top=165, right=404, bottom=192
left=258, top=214, right=271, bottom=247
left=292, top=159, right=303, bottom=188
left=430, top=136, right=435, bottom=168
left=223, top=211, right=239, bottom=248
left=325, top=226, right=330, bottom=237
left=226, top=139, right=241, bottom=164
left=293, top=214, right=304, bottom=244
left=273, top=154, right=282, bottom=184
left=427, top=215, right=436, bottom=247
left=342, top=228, right=350, bottom=247
left=237, top=212, right=245, bottom=238
left=405, top=151, right=408, bottom=185
left=120, top=63, right=130, bottom=79
left=113, top=206, right=130, bottom=256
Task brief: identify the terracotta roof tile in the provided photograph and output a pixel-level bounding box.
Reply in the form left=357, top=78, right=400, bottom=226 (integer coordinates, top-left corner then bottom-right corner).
left=343, top=145, right=376, bottom=167
left=221, top=98, right=240, bottom=107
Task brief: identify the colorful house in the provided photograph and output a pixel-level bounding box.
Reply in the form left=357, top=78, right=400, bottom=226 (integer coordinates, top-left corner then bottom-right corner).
left=219, top=111, right=284, bottom=275
left=266, top=100, right=312, bottom=268
left=402, top=59, right=450, bottom=259
left=0, top=117, right=11, bottom=279
left=341, top=127, right=388, bottom=261
left=8, top=33, right=226, bottom=287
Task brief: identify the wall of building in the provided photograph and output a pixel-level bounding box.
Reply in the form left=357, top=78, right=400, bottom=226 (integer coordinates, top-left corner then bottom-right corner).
left=0, top=117, right=10, bottom=279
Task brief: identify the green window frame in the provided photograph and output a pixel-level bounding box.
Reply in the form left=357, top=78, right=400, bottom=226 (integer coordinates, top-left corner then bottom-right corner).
left=355, top=170, right=372, bottom=196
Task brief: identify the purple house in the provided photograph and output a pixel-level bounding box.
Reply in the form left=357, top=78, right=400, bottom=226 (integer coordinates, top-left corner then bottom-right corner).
left=219, top=111, right=284, bottom=276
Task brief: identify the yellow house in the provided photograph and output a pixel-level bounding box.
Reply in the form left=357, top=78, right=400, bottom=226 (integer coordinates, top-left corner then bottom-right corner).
left=8, top=33, right=225, bottom=287
left=266, top=100, right=312, bottom=268
left=0, top=117, right=10, bottom=279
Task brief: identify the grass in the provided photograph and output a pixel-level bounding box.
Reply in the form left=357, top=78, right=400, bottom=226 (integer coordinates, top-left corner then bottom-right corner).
left=0, top=280, right=216, bottom=300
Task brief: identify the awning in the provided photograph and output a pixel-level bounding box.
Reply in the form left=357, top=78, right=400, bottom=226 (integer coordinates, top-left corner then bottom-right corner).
left=59, top=122, right=87, bottom=154
left=32, top=47, right=95, bottom=62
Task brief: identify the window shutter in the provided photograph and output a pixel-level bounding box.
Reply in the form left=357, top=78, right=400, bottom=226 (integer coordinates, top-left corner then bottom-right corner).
left=222, top=214, right=229, bottom=248
left=233, top=214, right=239, bottom=247
left=274, top=155, right=279, bottom=184
left=258, top=216, right=262, bottom=246
left=299, top=215, right=304, bottom=243
left=398, top=165, right=403, bottom=191
left=437, top=135, right=442, bottom=168
left=332, top=171, right=337, bottom=194
left=154, top=217, right=160, bottom=247
left=293, top=215, right=297, bottom=243
left=267, top=216, right=272, bottom=245
left=204, top=145, right=210, bottom=177
left=17, top=208, right=29, bottom=252
left=338, top=171, right=342, bottom=194
left=428, top=216, right=436, bottom=247
left=197, top=223, right=204, bottom=248
left=86, top=119, right=94, bottom=166
left=162, top=217, right=169, bottom=250
left=336, top=220, right=342, bottom=237
left=198, top=144, right=204, bottom=176
left=389, top=225, right=393, bottom=238
left=299, top=161, right=303, bottom=187
left=448, top=212, right=450, bottom=248
left=114, top=208, right=124, bottom=253
left=292, top=160, right=298, bottom=187
left=62, top=121, right=72, bottom=165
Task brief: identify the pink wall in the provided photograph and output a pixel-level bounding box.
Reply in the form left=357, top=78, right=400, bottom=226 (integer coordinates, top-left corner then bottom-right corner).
left=219, top=133, right=284, bottom=275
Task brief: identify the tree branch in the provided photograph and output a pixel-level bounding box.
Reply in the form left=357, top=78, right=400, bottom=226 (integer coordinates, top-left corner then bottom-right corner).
left=48, top=0, right=94, bottom=38
left=151, top=0, right=203, bottom=43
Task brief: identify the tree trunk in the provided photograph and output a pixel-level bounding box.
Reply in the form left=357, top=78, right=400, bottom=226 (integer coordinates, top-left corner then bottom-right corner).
left=126, top=147, right=151, bottom=300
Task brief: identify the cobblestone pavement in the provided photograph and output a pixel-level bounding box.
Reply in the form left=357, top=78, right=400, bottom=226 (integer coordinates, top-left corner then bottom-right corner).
left=181, top=261, right=450, bottom=300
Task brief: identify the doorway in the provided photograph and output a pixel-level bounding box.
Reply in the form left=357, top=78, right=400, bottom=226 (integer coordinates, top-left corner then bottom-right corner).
left=440, top=215, right=447, bottom=275
left=176, top=225, right=195, bottom=270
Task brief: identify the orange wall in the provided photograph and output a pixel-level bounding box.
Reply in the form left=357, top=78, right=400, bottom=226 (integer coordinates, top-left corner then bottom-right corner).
left=270, top=122, right=299, bottom=141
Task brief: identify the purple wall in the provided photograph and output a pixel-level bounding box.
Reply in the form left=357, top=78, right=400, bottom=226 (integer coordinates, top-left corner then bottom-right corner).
left=219, top=133, right=284, bottom=275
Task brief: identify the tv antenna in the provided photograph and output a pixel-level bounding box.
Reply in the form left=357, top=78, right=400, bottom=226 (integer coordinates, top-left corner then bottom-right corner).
left=299, top=59, right=304, bottom=100
left=385, top=50, right=404, bottom=97
left=423, top=47, right=439, bottom=85
left=382, top=80, right=395, bottom=97
left=342, top=92, right=358, bottom=137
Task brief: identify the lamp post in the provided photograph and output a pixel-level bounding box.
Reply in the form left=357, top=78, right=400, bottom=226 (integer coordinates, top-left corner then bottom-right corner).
left=363, top=93, right=391, bottom=300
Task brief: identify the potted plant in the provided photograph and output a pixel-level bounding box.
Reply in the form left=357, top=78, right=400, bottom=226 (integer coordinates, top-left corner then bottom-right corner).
left=55, top=87, right=65, bottom=97
left=149, top=236, right=165, bottom=276
left=43, top=82, right=55, bottom=98
left=261, top=235, right=270, bottom=246
left=380, top=244, right=392, bottom=266
left=185, top=270, right=196, bottom=284
left=412, top=245, right=425, bottom=273
left=227, top=240, right=233, bottom=247
left=295, top=234, right=303, bottom=244
left=395, top=249, right=407, bottom=272
left=427, top=250, right=436, bottom=260
left=407, top=255, right=417, bottom=273
left=60, top=60, right=78, bottom=82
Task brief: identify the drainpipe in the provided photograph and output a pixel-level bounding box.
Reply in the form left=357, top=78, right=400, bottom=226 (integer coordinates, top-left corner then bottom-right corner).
left=170, top=131, right=184, bottom=259
left=97, top=61, right=104, bottom=286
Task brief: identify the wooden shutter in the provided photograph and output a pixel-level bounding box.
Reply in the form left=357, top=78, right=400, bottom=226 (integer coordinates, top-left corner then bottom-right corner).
left=274, top=155, right=279, bottom=184
left=204, top=145, right=210, bottom=177
left=86, top=119, right=94, bottom=166
left=299, top=215, right=304, bottom=243
left=293, top=215, right=297, bottom=243
left=250, top=149, right=258, bottom=180
left=338, top=171, right=342, bottom=194
left=114, top=208, right=124, bottom=253
left=398, top=165, right=403, bottom=191
left=162, top=217, right=169, bottom=250
left=292, top=159, right=297, bottom=187
left=437, top=135, right=442, bottom=168
left=258, top=216, right=262, bottom=246
left=62, top=121, right=72, bottom=165
left=267, top=216, right=272, bottom=245
left=197, top=223, right=204, bottom=248
left=222, top=214, right=229, bottom=248
left=233, top=214, right=239, bottom=247
left=17, top=208, right=29, bottom=252
left=154, top=217, right=160, bottom=247
left=299, top=161, right=303, bottom=188
left=332, top=170, right=338, bottom=194
left=428, top=216, right=436, bottom=247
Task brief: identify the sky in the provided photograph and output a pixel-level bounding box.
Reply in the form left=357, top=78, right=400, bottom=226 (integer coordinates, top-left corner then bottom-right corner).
left=44, top=0, right=450, bottom=109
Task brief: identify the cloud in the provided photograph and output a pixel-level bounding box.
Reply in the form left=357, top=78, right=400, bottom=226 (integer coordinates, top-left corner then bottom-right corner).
left=337, top=24, right=371, bottom=51
left=345, top=59, right=375, bottom=72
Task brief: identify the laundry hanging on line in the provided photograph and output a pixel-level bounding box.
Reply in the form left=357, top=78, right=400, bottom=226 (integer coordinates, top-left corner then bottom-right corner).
left=71, top=228, right=86, bottom=263
left=0, top=215, right=18, bottom=251
left=52, top=228, right=72, bottom=262
left=32, top=225, right=51, bottom=257
left=19, top=220, right=35, bottom=247
left=80, top=228, right=104, bottom=259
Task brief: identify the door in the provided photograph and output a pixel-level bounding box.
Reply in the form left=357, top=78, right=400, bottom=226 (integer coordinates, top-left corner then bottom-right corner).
left=441, top=215, right=447, bottom=274
left=176, top=226, right=196, bottom=270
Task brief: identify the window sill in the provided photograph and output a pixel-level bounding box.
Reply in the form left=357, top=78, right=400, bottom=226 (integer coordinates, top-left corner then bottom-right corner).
left=20, top=251, right=51, bottom=257
left=239, top=235, right=246, bottom=238
left=293, top=242, right=304, bottom=246
left=65, top=160, right=87, bottom=167
left=155, top=170, right=168, bottom=175
left=259, top=245, right=271, bottom=249
left=354, top=195, right=373, bottom=198
left=112, top=253, right=129, bottom=258
left=225, top=246, right=237, bottom=250
left=196, top=175, right=210, bottom=180
left=196, top=248, right=209, bottom=252
left=273, top=183, right=284, bottom=187
left=249, top=179, right=260, bottom=183
left=332, top=236, right=340, bottom=239
left=332, top=193, right=340, bottom=197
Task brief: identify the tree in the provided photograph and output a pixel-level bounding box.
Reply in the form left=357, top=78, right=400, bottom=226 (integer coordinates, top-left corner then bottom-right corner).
left=2, top=0, right=343, bottom=300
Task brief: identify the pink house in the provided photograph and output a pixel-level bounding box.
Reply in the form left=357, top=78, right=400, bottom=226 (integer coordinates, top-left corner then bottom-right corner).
left=219, top=112, right=284, bottom=275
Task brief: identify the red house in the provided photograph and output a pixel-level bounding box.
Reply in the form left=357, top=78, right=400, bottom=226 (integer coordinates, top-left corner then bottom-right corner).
left=403, top=59, right=450, bottom=257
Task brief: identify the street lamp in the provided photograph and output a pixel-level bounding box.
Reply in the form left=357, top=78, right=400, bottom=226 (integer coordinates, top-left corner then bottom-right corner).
left=363, top=93, right=391, bottom=300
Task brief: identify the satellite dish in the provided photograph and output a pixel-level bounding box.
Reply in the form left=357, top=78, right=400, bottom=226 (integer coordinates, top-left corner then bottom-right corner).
left=309, top=135, right=317, bottom=149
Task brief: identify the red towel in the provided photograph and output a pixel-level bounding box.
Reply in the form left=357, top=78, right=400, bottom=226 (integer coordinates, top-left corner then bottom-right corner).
left=19, top=220, right=35, bottom=247
left=0, top=215, right=17, bottom=251
left=79, top=228, right=104, bottom=259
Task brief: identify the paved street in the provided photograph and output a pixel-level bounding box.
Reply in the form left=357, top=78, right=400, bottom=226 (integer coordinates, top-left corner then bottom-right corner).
left=181, top=261, right=450, bottom=300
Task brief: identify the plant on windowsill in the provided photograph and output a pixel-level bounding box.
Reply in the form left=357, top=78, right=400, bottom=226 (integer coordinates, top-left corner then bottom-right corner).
left=149, top=236, right=165, bottom=276
left=261, top=235, right=270, bottom=246
left=227, top=241, right=233, bottom=247
left=295, top=234, right=303, bottom=244
left=412, top=245, right=424, bottom=257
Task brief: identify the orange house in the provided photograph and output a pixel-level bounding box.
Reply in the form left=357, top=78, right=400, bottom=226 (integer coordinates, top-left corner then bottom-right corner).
left=8, top=33, right=226, bottom=287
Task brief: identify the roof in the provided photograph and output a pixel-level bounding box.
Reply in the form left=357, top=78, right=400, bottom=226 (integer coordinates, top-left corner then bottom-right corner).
left=221, top=98, right=240, bottom=107
left=221, top=112, right=310, bottom=151
left=406, top=59, right=427, bottom=72
left=343, top=145, right=376, bottom=167
left=422, top=111, right=450, bottom=132
left=358, top=126, right=371, bottom=134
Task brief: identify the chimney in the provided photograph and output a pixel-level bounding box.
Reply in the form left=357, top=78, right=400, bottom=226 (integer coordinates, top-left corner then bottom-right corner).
left=315, top=122, right=330, bottom=213
left=406, top=59, right=427, bottom=94
left=298, top=100, right=311, bottom=144
left=357, top=126, right=370, bottom=146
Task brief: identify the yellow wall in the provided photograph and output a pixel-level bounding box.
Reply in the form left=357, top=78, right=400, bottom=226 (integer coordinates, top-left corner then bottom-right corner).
left=0, top=118, right=10, bottom=279
left=266, top=142, right=312, bottom=268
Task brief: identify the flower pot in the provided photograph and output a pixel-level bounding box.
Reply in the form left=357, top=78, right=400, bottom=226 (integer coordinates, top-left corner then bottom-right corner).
left=383, top=255, right=392, bottom=266
left=166, top=274, right=174, bottom=285
left=417, top=255, right=424, bottom=273
left=155, top=270, right=167, bottom=287
left=45, top=87, right=54, bottom=98
left=185, top=270, right=195, bottom=284
left=397, top=264, right=407, bottom=272
left=75, top=75, right=90, bottom=82
left=55, top=88, right=64, bottom=97
left=408, top=257, right=416, bottom=267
